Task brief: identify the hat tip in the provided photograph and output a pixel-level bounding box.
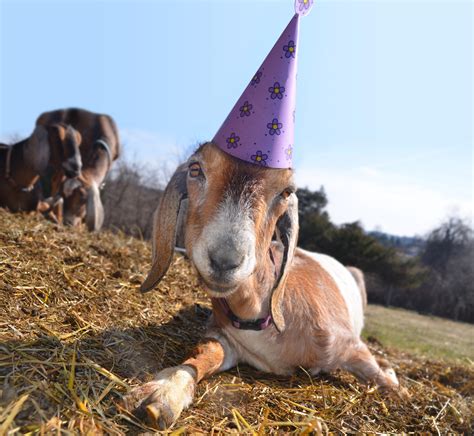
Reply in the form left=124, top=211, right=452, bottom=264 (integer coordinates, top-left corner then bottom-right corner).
left=294, top=0, right=314, bottom=16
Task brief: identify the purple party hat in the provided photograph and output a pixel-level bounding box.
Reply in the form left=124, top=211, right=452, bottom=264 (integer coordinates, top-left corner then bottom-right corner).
left=213, top=0, right=314, bottom=169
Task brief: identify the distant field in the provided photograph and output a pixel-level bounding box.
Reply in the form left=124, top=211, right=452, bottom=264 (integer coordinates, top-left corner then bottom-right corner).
left=364, top=304, right=474, bottom=364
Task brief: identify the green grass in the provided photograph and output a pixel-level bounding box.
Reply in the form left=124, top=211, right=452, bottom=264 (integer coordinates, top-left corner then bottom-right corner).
left=363, top=305, right=474, bottom=365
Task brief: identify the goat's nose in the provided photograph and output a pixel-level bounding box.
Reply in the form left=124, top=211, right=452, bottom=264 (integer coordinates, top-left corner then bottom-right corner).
left=63, top=162, right=81, bottom=178
left=209, top=249, right=244, bottom=274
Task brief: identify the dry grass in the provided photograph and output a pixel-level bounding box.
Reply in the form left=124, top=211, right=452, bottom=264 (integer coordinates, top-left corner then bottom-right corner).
left=0, top=208, right=473, bottom=434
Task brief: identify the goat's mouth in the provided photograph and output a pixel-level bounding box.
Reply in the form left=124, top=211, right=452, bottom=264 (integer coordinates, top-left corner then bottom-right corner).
left=197, top=275, right=239, bottom=297
left=64, top=169, right=81, bottom=178
left=63, top=216, right=81, bottom=227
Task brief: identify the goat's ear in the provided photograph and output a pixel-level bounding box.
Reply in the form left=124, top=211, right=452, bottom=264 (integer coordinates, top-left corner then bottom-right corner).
left=85, top=181, right=105, bottom=232
left=70, top=126, right=82, bottom=146
left=140, top=164, right=188, bottom=293
left=23, top=125, right=50, bottom=174
left=270, top=193, right=299, bottom=332
left=45, top=124, right=65, bottom=165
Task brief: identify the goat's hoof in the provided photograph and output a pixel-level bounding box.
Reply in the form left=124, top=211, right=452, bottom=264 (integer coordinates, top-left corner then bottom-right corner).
left=121, top=366, right=195, bottom=429
left=121, top=381, right=178, bottom=430
left=377, top=382, right=410, bottom=400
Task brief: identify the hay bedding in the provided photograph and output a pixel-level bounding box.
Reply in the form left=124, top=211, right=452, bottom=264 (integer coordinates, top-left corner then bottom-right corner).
left=0, top=208, right=472, bottom=435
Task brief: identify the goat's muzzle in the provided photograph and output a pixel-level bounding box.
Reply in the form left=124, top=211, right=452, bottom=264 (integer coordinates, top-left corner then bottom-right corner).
left=192, top=231, right=256, bottom=295
left=63, top=164, right=81, bottom=178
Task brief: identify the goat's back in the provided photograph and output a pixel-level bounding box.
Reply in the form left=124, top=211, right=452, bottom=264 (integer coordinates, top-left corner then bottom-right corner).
left=36, top=108, right=121, bottom=160
left=293, top=249, right=365, bottom=337
left=346, top=266, right=368, bottom=310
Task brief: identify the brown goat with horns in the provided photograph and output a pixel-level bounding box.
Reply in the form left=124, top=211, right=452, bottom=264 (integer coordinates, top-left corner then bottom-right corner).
left=122, top=143, right=401, bottom=429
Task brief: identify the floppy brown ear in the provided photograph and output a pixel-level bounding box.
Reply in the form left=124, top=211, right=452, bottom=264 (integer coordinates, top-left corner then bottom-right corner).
left=270, top=193, right=299, bottom=332
left=45, top=124, right=66, bottom=167
left=85, top=181, right=105, bottom=232
left=70, top=127, right=82, bottom=146
left=140, top=164, right=188, bottom=293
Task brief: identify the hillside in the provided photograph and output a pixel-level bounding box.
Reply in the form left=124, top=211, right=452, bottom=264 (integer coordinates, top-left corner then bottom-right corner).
left=0, top=209, right=473, bottom=434
left=369, top=231, right=425, bottom=257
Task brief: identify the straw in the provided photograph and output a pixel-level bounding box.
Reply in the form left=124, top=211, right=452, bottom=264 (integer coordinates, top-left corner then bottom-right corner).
left=0, top=208, right=473, bottom=434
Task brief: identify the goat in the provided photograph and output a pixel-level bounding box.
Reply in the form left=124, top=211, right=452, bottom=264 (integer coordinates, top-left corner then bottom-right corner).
left=36, top=108, right=121, bottom=231
left=0, top=124, right=82, bottom=216
left=122, top=142, right=401, bottom=429
left=347, top=266, right=368, bottom=309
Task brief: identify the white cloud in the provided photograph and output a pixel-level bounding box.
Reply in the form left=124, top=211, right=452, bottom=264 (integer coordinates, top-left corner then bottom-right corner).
left=295, top=165, right=473, bottom=236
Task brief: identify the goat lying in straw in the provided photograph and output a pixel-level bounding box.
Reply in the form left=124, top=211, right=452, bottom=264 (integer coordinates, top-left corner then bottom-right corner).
left=123, top=142, right=401, bottom=429
left=0, top=124, right=82, bottom=220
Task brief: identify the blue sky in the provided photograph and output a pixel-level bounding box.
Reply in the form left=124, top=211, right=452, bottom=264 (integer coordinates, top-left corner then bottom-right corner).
left=0, top=0, right=472, bottom=236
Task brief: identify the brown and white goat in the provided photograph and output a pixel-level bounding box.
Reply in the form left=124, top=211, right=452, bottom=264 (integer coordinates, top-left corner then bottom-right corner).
left=0, top=124, right=82, bottom=215
left=123, top=142, right=400, bottom=429
left=36, top=108, right=121, bottom=231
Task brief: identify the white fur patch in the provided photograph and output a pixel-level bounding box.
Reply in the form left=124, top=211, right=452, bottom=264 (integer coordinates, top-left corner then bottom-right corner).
left=145, top=365, right=196, bottom=424
left=301, top=250, right=364, bottom=336
left=192, top=194, right=256, bottom=286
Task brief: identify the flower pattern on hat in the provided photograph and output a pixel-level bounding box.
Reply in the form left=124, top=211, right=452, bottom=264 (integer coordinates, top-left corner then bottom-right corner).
left=251, top=150, right=268, bottom=166
left=251, top=71, right=262, bottom=86
left=268, top=82, right=285, bottom=100
left=296, top=0, right=313, bottom=15
left=283, top=41, right=296, bottom=58
left=239, top=101, right=253, bottom=117
left=267, top=118, right=283, bottom=136
left=226, top=132, right=240, bottom=149
left=212, top=6, right=313, bottom=169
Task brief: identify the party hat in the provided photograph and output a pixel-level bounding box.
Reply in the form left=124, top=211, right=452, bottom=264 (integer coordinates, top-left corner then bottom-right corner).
left=212, top=0, right=314, bottom=169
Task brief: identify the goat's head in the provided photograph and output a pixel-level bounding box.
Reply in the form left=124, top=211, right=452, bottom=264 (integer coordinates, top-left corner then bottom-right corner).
left=142, top=142, right=299, bottom=331
left=62, top=176, right=104, bottom=231
left=53, top=124, right=83, bottom=178
left=22, top=124, right=82, bottom=177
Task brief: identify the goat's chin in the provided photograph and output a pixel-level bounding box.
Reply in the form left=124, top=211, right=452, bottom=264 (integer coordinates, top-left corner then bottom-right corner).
left=205, top=286, right=238, bottom=299
left=197, top=276, right=242, bottom=298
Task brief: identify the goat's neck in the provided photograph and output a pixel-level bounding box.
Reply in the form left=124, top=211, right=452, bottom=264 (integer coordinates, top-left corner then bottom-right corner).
left=82, top=154, right=109, bottom=186
left=83, top=141, right=113, bottom=185
left=224, top=248, right=276, bottom=320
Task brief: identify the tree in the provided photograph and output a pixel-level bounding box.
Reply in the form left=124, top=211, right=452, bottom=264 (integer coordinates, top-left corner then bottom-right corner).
left=422, top=216, right=472, bottom=276
left=297, top=187, right=425, bottom=307
left=419, top=217, right=474, bottom=321
left=297, top=186, right=328, bottom=216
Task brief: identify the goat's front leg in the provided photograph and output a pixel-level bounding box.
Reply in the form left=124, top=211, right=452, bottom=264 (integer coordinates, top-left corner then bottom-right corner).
left=122, top=335, right=236, bottom=429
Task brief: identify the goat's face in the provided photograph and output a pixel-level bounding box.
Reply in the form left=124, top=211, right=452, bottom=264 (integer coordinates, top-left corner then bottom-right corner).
left=62, top=178, right=104, bottom=231
left=48, top=124, right=83, bottom=178
left=142, top=142, right=299, bottom=330
left=63, top=179, right=87, bottom=227
left=185, top=143, right=295, bottom=296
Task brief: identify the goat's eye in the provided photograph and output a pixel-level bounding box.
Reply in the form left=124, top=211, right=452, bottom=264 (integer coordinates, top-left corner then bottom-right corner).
left=280, top=188, right=293, bottom=199
left=188, top=162, right=203, bottom=178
